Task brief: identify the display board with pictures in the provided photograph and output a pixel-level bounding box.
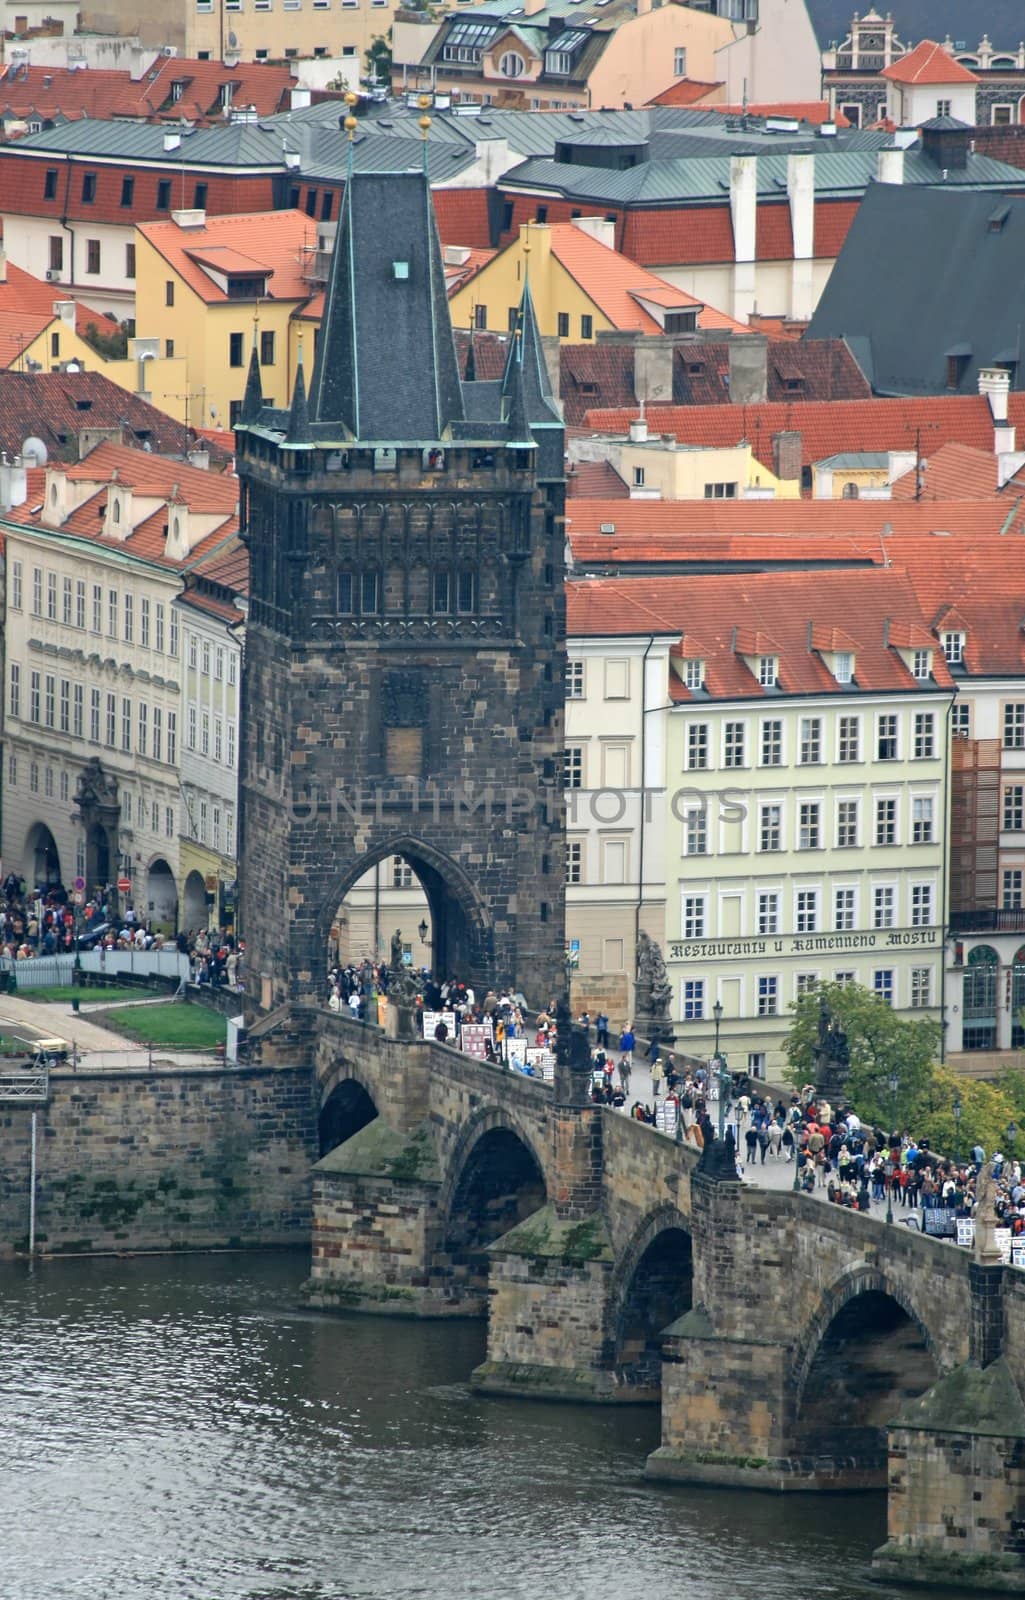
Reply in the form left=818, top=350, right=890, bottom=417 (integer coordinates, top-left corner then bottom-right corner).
left=505, top=1037, right=528, bottom=1071
left=526, top=1046, right=556, bottom=1082
left=655, top=1100, right=679, bottom=1135
left=422, top=1010, right=457, bottom=1043
left=459, top=1020, right=493, bottom=1059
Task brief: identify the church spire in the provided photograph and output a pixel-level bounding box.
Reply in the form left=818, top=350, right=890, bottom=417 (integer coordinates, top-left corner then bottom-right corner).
left=240, top=320, right=264, bottom=424
left=500, top=253, right=561, bottom=437
left=464, top=321, right=477, bottom=383
left=286, top=339, right=311, bottom=443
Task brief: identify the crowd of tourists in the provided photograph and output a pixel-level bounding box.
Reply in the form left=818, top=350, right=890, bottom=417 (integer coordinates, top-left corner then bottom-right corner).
left=0, top=873, right=242, bottom=987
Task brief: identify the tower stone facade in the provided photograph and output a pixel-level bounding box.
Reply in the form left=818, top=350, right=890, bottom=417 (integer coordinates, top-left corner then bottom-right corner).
left=237, top=168, right=566, bottom=1010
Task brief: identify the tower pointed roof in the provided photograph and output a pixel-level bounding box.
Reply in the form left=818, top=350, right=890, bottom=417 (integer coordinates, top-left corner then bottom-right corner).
left=500, top=269, right=562, bottom=435
left=286, top=344, right=311, bottom=443
left=464, top=327, right=476, bottom=383
left=240, top=339, right=264, bottom=424
left=309, top=170, right=465, bottom=442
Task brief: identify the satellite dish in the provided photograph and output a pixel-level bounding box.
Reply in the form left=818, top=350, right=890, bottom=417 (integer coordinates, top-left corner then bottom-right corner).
left=22, top=436, right=47, bottom=465
left=228, top=30, right=238, bottom=47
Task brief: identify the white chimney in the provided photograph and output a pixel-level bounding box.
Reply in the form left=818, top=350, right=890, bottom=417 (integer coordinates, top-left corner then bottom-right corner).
left=786, top=152, right=814, bottom=321
left=888, top=449, right=917, bottom=485
left=629, top=415, right=649, bottom=443
left=876, top=147, right=905, bottom=185
left=729, top=154, right=757, bottom=323
left=979, top=364, right=1010, bottom=423
left=524, top=0, right=544, bottom=16
left=53, top=299, right=76, bottom=327
left=163, top=131, right=181, bottom=152
left=0, top=453, right=27, bottom=510
left=290, top=86, right=311, bottom=110
left=572, top=215, right=616, bottom=250
left=171, top=208, right=206, bottom=230
left=0, top=245, right=7, bottom=284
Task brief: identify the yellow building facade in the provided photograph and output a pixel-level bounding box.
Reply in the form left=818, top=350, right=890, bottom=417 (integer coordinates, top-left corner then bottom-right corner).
left=570, top=433, right=801, bottom=500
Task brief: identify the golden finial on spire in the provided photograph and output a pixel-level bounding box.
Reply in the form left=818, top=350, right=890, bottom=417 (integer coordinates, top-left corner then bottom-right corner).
left=344, top=114, right=358, bottom=138
left=344, top=90, right=359, bottom=108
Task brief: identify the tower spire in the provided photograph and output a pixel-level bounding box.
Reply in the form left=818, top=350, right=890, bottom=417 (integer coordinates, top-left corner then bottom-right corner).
left=464, top=315, right=477, bottom=382
left=240, top=304, right=264, bottom=423
left=286, top=336, right=311, bottom=443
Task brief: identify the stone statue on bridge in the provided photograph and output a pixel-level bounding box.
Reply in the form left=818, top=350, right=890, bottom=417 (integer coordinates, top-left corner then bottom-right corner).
left=634, top=930, right=673, bottom=1048
left=974, top=1159, right=1003, bottom=1266
left=812, top=994, right=850, bottom=1104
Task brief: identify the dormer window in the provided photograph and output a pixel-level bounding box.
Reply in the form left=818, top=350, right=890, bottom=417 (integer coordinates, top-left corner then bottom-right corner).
left=942, top=630, right=965, bottom=665
left=834, top=651, right=854, bottom=684
left=684, top=658, right=705, bottom=691
left=912, top=648, right=931, bottom=681
left=758, top=655, right=778, bottom=688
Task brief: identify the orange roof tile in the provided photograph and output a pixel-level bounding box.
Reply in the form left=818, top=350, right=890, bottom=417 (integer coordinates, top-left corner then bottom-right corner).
left=646, top=79, right=723, bottom=108
left=567, top=458, right=630, bottom=498
left=0, top=58, right=293, bottom=127
left=138, top=210, right=317, bottom=305
left=882, top=39, right=978, bottom=86
left=545, top=223, right=743, bottom=334
left=568, top=567, right=955, bottom=698
left=581, top=393, right=1025, bottom=474
left=890, top=440, right=1001, bottom=501
left=0, top=262, right=119, bottom=369
left=712, top=101, right=851, bottom=128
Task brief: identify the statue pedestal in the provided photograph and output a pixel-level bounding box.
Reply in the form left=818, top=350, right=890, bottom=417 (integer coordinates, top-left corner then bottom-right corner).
left=385, top=1001, right=417, bottom=1041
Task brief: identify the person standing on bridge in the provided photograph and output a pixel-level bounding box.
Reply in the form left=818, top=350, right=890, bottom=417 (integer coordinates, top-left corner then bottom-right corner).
left=618, top=1022, right=635, bottom=1077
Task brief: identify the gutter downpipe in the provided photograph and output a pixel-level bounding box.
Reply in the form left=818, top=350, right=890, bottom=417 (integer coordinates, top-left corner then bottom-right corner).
left=635, top=635, right=656, bottom=1016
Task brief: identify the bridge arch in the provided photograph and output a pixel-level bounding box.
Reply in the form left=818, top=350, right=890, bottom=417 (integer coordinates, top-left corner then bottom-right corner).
left=316, top=1063, right=380, bottom=1158
left=437, top=1105, right=548, bottom=1311
left=319, top=833, right=494, bottom=986
left=607, top=1205, right=694, bottom=1395
left=790, top=1266, right=943, bottom=1475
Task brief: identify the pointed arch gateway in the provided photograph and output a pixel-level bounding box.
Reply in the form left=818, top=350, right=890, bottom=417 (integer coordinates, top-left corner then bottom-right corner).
left=320, top=834, right=494, bottom=985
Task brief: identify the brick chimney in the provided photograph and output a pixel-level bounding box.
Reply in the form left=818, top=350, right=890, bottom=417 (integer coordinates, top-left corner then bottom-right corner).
left=772, top=429, right=802, bottom=482
left=921, top=120, right=970, bottom=171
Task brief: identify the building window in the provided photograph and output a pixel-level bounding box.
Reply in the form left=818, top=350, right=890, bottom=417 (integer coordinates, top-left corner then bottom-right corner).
left=910, top=967, right=932, bottom=1008
left=229, top=332, right=244, bottom=367
left=474, top=304, right=487, bottom=330
left=567, top=839, right=583, bottom=884
left=260, top=330, right=275, bottom=366
left=1004, top=786, right=1025, bottom=831
left=911, top=884, right=933, bottom=927
left=684, top=658, right=704, bottom=691
left=942, top=631, right=965, bottom=665
left=673, top=44, right=687, bottom=74
left=874, top=969, right=894, bottom=1006
left=140, top=597, right=150, bottom=647
left=1002, top=869, right=1023, bottom=909
left=795, top=974, right=818, bottom=998
left=566, top=659, right=585, bottom=699
left=193, top=181, right=208, bottom=210
left=29, top=762, right=38, bottom=794
left=8, top=662, right=20, bottom=719
left=723, top=721, right=746, bottom=768
left=936, top=98, right=952, bottom=117
left=875, top=797, right=897, bottom=846
left=993, top=105, right=1015, bottom=126
left=704, top=481, right=737, bottom=499
left=392, top=856, right=413, bottom=889
left=683, top=807, right=707, bottom=856
left=1005, top=704, right=1025, bottom=749
left=6, top=755, right=14, bottom=787
left=86, top=238, right=101, bottom=274
left=49, top=236, right=63, bottom=272
left=681, top=895, right=706, bottom=939
left=580, top=314, right=593, bottom=339
left=759, top=719, right=783, bottom=767
left=11, top=561, right=21, bottom=610
left=682, top=978, right=704, bottom=1021
left=912, top=649, right=931, bottom=681
left=757, top=976, right=778, bottom=1016
left=798, top=801, right=820, bottom=850
left=686, top=723, right=709, bottom=770
left=157, top=180, right=171, bottom=210
left=837, top=715, right=859, bottom=763
left=105, top=692, right=116, bottom=746
left=873, top=886, right=895, bottom=929
left=46, top=571, right=56, bottom=620
left=122, top=697, right=132, bottom=753
left=123, top=593, right=134, bottom=643
left=836, top=798, right=859, bottom=848
left=632, top=466, right=645, bottom=488
left=913, top=711, right=935, bottom=759
left=90, top=687, right=100, bottom=742
left=834, top=651, right=854, bottom=684
left=138, top=702, right=148, bottom=756
left=167, top=711, right=177, bottom=764
left=795, top=889, right=818, bottom=934
left=108, top=589, right=118, bottom=638
left=498, top=50, right=527, bottom=77
left=557, top=312, right=569, bottom=337
left=81, top=172, right=96, bottom=203
left=29, top=669, right=40, bottom=724
left=121, top=176, right=135, bottom=207
left=798, top=716, right=821, bottom=765
left=759, top=803, right=781, bottom=852
left=73, top=684, right=83, bottom=738
left=912, top=795, right=934, bottom=843
left=202, top=641, right=210, bottom=677
left=43, top=674, right=55, bottom=728
left=951, top=701, right=970, bottom=740
left=44, top=168, right=58, bottom=200
left=876, top=713, right=898, bottom=760
left=156, top=603, right=166, bottom=652
left=91, top=583, right=102, bottom=633
left=564, top=746, right=583, bottom=789
left=59, top=679, right=69, bottom=733
left=153, top=707, right=163, bottom=761
left=758, top=655, right=778, bottom=688
left=834, top=887, right=855, bottom=931
left=757, top=891, right=779, bottom=935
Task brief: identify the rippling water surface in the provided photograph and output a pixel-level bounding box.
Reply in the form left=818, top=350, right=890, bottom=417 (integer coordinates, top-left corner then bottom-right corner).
left=0, top=1252, right=980, bottom=1600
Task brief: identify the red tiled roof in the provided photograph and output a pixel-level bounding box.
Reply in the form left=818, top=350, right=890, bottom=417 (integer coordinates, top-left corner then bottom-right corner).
left=755, top=203, right=793, bottom=262
left=890, top=440, right=1001, bottom=501
left=0, top=58, right=293, bottom=127
left=812, top=199, right=859, bottom=259
left=568, top=567, right=955, bottom=697
left=567, top=458, right=629, bottom=497
left=891, top=536, right=1025, bottom=675
left=581, top=394, right=1025, bottom=474
left=444, top=245, right=496, bottom=295
left=712, top=101, right=851, bottom=128
left=0, top=368, right=232, bottom=465
left=646, top=79, right=723, bottom=108
left=544, top=222, right=742, bottom=333
left=139, top=210, right=316, bottom=304
left=618, top=198, right=854, bottom=268
left=882, top=40, right=978, bottom=86
left=61, top=439, right=238, bottom=512
left=0, top=261, right=116, bottom=368
left=194, top=536, right=248, bottom=594
left=432, top=188, right=494, bottom=251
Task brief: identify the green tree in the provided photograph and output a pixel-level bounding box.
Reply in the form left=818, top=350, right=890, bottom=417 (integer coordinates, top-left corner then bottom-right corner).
left=783, top=981, right=939, bottom=1128
left=916, top=1067, right=1017, bottom=1162
left=365, top=32, right=392, bottom=86
left=81, top=320, right=129, bottom=361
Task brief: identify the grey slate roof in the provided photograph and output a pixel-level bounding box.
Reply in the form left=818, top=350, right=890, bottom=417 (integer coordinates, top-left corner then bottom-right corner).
left=804, top=0, right=1025, bottom=52
left=309, top=169, right=465, bottom=442
left=807, top=185, right=1025, bottom=395
left=12, top=117, right=290, bottom=167
left=500, top=147, right=1025, bottom=205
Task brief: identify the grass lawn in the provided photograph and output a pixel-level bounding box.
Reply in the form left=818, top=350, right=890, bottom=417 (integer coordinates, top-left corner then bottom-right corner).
left=101, top=1003, right=226, bottom=1050
left=17, top=984, right=139, bottom=1004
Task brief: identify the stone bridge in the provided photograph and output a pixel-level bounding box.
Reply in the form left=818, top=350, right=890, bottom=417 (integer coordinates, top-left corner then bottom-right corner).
left=274, top=1009, right=1025, bottom=1592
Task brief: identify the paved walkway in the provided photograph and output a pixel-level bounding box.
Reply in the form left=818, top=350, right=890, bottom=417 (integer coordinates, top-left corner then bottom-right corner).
left=0, top=996, right=138, bottom=1053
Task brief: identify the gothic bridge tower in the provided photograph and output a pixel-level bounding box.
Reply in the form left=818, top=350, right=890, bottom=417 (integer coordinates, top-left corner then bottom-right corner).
left=237, top=168, right=566, bottom=1011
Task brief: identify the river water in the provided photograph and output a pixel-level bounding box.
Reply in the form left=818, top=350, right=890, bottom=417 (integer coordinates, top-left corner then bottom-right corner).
left=0, top=1251, right=977, bottom=1600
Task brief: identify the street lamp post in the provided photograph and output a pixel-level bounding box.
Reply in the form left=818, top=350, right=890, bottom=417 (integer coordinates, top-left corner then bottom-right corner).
left=710, top=998, right=728, bottom=1141
left=886, top=1067, right=899, bottom=1225
left=713, top=998, right=723, bottom=1059
left=953, top=1093, right=963, bottom=1169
